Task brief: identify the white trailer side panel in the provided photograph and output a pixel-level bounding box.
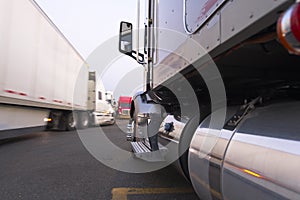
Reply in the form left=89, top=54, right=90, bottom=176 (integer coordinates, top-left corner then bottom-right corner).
left=0, top=0, right=88, bottom=111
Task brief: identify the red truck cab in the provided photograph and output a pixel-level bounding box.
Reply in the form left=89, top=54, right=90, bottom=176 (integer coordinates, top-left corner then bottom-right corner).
left=117, top=96, right=132, bottom=118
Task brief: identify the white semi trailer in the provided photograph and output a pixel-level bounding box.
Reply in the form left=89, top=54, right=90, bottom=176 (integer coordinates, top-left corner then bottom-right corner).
left=0, top=0, right=112, bottom=135
left=119, top=0, right=300, bottom=199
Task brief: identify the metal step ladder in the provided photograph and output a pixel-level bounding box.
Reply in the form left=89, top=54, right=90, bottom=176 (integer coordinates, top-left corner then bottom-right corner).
left=130, top=139, right=168, bottom=162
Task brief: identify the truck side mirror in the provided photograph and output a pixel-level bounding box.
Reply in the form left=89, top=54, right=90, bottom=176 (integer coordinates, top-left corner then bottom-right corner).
left=119, top=21, right=133, bottom=54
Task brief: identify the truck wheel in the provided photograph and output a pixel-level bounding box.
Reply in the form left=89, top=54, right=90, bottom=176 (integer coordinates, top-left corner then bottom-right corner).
left=66, top=112, right=77, bottom=131
left=46, top=111, right=62, bottom=130
left=46, top=112, right=55, bottom=130
left=79, top=112, right=89, bottom=129
left=89, top=113, right=95, bottom=127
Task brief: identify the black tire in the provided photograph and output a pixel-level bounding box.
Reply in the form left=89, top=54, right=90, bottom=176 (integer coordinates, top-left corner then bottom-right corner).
left=66, top=112, right=77, bottom=131
left=78, top=112, right=89, bottom=129
left=45, top=112, right=55, bottom=130
left=46, top=111, right=62, bottom=130
left=89, top=112, right=96, bottom=127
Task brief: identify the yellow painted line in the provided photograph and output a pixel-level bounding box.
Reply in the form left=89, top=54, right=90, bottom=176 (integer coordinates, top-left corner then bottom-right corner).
left=111, top=187, right=194, bottom=200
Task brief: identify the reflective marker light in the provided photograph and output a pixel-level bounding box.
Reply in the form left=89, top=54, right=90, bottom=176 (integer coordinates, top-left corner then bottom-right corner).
left=243, top=169, right=263, bottom=179
left=277, top=2, right=300, bottom=55
left=44, top=118, right=52, bottom=122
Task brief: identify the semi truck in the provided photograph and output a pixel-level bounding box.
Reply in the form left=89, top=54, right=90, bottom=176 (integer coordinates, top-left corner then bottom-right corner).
left=117, top=96, right=132, bottom=118
left=0, top=0, right=113, bottom=136
left=88, top=72, right=116, bottom=126
left=105, top=91, right=116, bottom=106
left=119, top=0, right=300, bottom=199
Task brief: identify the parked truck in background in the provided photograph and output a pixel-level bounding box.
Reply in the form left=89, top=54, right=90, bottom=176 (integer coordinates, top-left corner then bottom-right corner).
left=0, top=0, right=114, bottom=136
left=88, top=72, right=115, bottom=125
left=119, top=0, right=300, bottom=199
left=105, top=91, right=116, bottom=106
left=117, top=96, right=132, bottom=118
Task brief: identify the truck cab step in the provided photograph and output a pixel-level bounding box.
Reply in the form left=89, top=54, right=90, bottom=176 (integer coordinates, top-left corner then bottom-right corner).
left=130, top=141, right=168, bottom=162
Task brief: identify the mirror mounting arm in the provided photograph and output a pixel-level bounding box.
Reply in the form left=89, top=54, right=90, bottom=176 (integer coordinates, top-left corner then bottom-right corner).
left=128, top=50, right=146, bottom=64
left=131, top=50, right=146, bottom=65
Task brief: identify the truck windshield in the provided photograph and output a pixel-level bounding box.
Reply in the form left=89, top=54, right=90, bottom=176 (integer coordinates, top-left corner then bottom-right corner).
left=119, top=103, right=130, bottom=108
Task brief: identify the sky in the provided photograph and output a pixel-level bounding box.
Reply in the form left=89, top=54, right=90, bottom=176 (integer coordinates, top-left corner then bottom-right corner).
left=35, top=0, right=144, bottom=99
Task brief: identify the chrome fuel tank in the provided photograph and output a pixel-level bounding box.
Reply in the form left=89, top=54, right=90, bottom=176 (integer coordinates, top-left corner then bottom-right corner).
left=189, top=101, right=300, bottom=200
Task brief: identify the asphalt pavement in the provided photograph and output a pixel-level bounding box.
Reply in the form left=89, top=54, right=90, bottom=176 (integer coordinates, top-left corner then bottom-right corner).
left=0, top=120, right=199, bottom=200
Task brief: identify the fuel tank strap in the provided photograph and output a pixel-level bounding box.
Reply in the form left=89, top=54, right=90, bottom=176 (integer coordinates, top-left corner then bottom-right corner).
left=207, top=97, right=262, bottom=199
left=224, top=97, right=262, bottom=130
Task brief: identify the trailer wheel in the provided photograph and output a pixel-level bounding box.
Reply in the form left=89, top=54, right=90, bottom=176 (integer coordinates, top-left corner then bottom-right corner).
left=46, top=112, right=55, bottom=130
left=46, top=111, right=62, bottom=130
left=66, top=112, right=77, bottom=131
left=88, top=112, right=95, bottom=127
left=79, top=112, right=89, bottom=129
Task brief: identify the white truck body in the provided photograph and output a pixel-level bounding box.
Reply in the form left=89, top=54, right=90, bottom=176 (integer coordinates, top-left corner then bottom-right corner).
left=0, top=0, right=88, bottom=132
left=88, top=71, right=115, bottom=125
left=152, top=0, right=293, bottom=88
